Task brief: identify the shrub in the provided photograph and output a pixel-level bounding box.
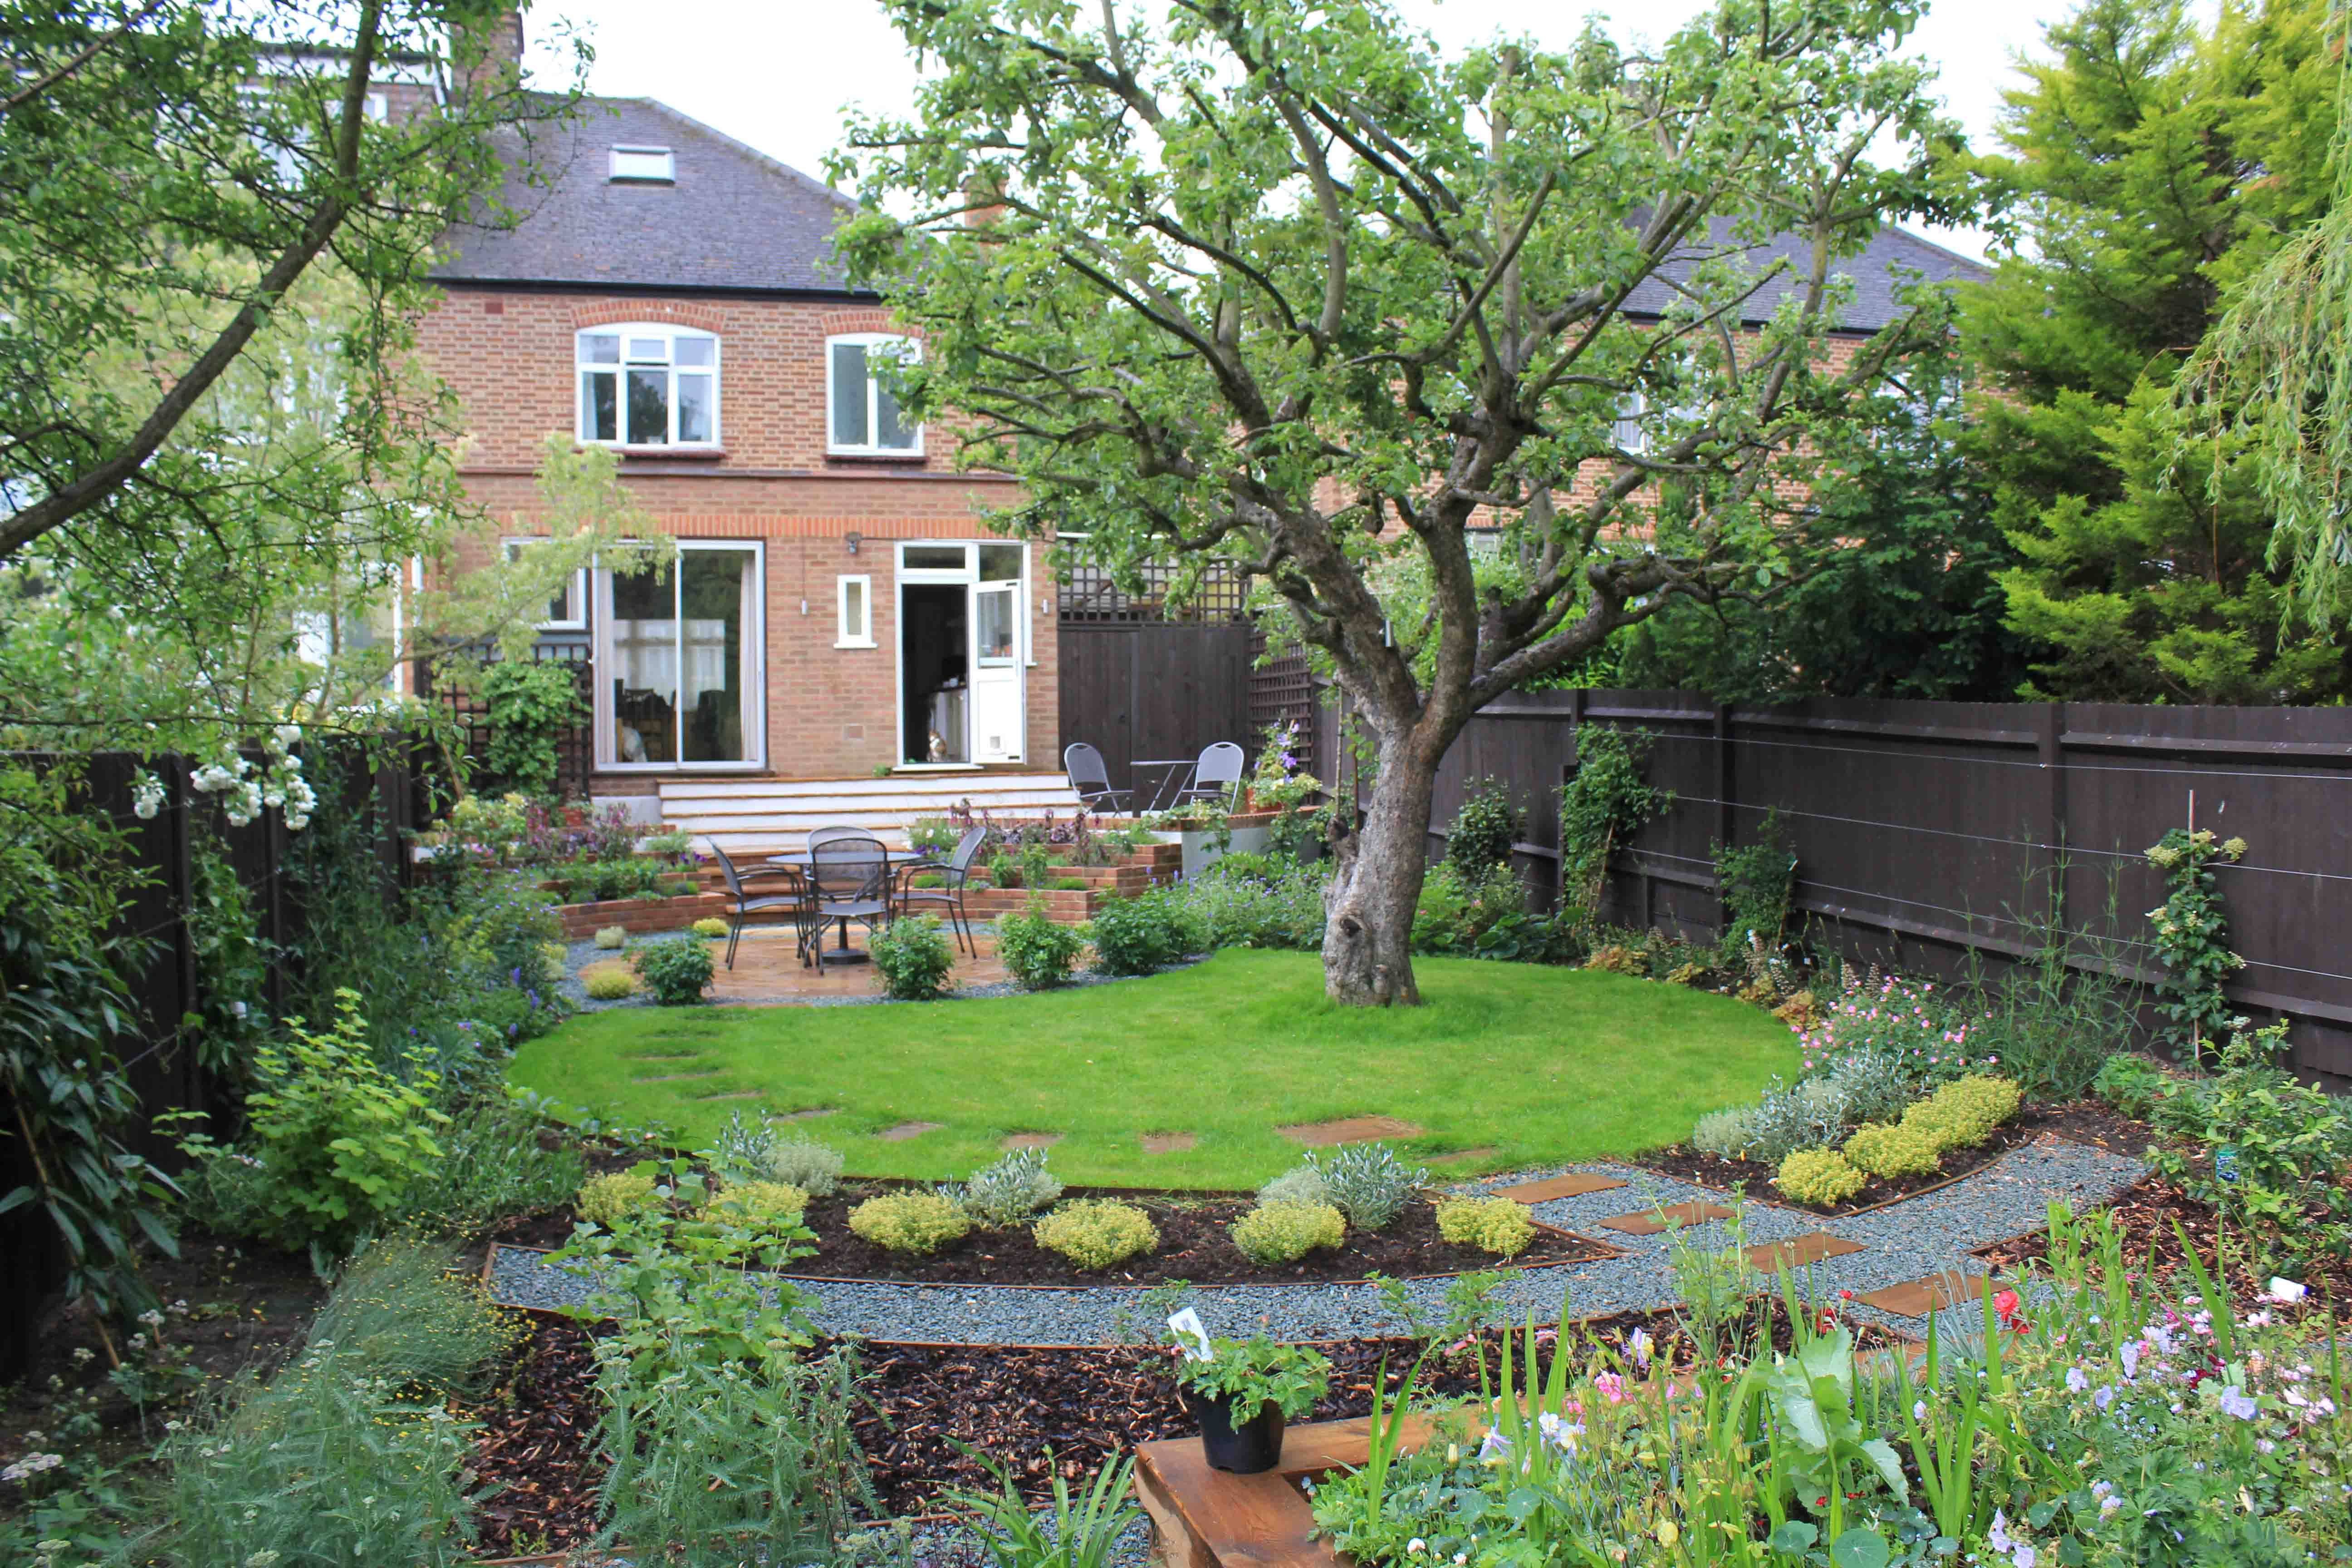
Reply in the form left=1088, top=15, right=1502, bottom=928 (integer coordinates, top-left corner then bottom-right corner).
left=538, top=940, right=570, bottom=984
left=632, top=935, right=714, bottom=1006
left=1032, top=1200, right=1159, bottom=1269
left=908, top=816, right=961, bottom=859
left=1230, top=1200, right=1346, bottom=1264
left=1820, top=1046, right=1921, bottom=1127
left=583, top=964, right=636, bottom=1000
left=2147, top=1021, right=2352, bottom=1269
left=1258, top=1163, right=1332, bottom=1207
left=1412, top=860, right=1524, bottom=956
left=398, top=1091, right=586, bottom=1232
left=1434, top=1195, right=1535, bottom=1257
left=196, top=990, right=451, bottom=1254
left=1902, top=1074, right=2023, bottom=1152
left=848, top=1190, right=972, bottom=1254
left=691, top=916, right=729, bottom=938
left=1444, top=778, right=1524, bottom=880
left=1585, top=943, right=1646, bottom=975
left=1741, top=1076, right=1850, bottom=1165
left=1088, top=893, right=1188, bottom=975
left=595, top=924, right=628, bottom=950
left=2094, top=1053, right=2174, bottom=1119
left=714, top=1180, right=810, bottom=1225
left=871, top=914, right=957, bottom=1001
left=1843, top=1121, right=1943, bottom=1180
left=1690, top=1107, right=1760, bottom=1161
left=997, top=904, right=1086, bottom=990
left=1160, top=856, right=1326, bottom=951
left=578, top=1169, right=661, bottom=1227
left=762, top=1132, right=846, bottom=1197
left=1774, top=1148, right=1866, bottom=1206
left=953, top=1147, right=1064, bottom=1226
left=1308, top=1143, right=1427, bottom=1231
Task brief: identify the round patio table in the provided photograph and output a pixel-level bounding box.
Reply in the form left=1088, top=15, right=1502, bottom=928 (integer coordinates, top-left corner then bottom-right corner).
left=765, top=848, right=936, bottom=965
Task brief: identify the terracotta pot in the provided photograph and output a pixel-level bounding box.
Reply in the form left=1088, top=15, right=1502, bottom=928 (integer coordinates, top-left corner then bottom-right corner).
left=1181, top=1388, right=1286, bottom=1474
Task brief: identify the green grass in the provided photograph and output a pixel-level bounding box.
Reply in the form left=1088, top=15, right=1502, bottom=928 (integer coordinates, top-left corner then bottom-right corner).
left=511, top=950, right=1798, bottom=1189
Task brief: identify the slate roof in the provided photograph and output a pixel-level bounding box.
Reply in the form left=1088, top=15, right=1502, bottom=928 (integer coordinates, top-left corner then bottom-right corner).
left=1620, top=217, right=1986, bottom=333
left=428, top=97, right=862, bottom=294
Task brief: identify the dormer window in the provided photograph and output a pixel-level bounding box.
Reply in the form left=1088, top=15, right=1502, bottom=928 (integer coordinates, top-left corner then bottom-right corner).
left=577, top=325, right=718, bottom=448
left=827, top=333, right=922, bottom=456
left=608, top=145, right=675, bottom=183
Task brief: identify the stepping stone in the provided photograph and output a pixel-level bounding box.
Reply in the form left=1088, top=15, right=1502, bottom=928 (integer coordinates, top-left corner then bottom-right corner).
left=1856, top=1270, right=1990, bottom=1318
left=631, top=1069, right=721, bottom=1083
left=1277, top=1115, right=1424, bottom=1147
left=878, top=1121, right=944, bottom=1141
left=694, top=1090, right=764, bottom=1101
left=1431, top=1146, right=1500, bottom=1165
left=1001, top=1132, right=1064, bottom=1151
left=1597, top=1200, right=1731, bottom=1235
left=1141, top=1132, right=1196, bottom=1154
left=1746, top=1232, right=1867, bottom=1273
left=1496, top=1172, right=1627, bottom=1204
left=779, top=1107, right=837, bottom=1122
left=627, top=1054, right=703, bottom=1063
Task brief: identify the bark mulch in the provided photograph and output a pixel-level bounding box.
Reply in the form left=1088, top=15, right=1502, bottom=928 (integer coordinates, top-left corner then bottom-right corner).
left=464, top=1298, right=1900, bottom=1538
left=487, top=1185, right=1614, bottom=1288
left=1975, top=1172, right=2352, bottom=1310
left=1630, top=1100, right=2156, bottom=1217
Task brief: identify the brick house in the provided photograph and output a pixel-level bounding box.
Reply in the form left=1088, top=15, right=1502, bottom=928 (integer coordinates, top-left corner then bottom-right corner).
left=417, top=87, right=1058, bottom=823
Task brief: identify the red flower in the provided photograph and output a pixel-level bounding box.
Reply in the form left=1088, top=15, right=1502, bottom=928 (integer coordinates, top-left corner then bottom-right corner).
left=1992, top=1288, right=2022, bottom=1323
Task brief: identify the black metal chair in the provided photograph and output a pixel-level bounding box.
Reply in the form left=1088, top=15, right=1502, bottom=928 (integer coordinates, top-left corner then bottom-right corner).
left=806, top=831, right=892, bottom=972
left=893, top=826, right=988, bottom=955
left=1063, top=742, right=1131, bottom=813
left=709, top=843, right=811, bottom=971
left=1174, top=741, right=1247, bottom=808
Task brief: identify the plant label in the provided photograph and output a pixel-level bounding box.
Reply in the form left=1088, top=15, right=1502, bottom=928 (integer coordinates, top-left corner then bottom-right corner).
left=1166, top=1307, right=1212, bottom=1362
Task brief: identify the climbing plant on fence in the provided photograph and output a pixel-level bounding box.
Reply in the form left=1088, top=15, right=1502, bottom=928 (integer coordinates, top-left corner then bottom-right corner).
left=2144, top=826, right=2248, bottom=1061
left=1558, top=729, right=1674, bottom=917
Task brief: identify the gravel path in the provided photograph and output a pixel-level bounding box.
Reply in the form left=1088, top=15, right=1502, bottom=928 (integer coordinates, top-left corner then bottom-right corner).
left=487, top=1133, right=2146, bottom=1343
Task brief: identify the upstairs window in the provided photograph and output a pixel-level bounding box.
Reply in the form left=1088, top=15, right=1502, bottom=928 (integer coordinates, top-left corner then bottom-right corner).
left=578, top=326, right=718, bottom=448
left=827, top=333, right=921, bottom=456
left=608, top=145, right=675, bottom=183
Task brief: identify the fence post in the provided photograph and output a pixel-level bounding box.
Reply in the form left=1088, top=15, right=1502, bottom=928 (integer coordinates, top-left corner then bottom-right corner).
left=2036, top=702, right=2068, bottom=930
left=1713, top=702, right=1734, bottom=940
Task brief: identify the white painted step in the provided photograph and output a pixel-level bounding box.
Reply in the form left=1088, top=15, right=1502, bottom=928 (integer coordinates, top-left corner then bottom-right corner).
left=657, top=771, right=1086, bottom=858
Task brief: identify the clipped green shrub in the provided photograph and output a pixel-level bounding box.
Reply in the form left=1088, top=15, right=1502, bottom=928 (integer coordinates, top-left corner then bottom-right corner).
left=1902, top=1074, right=2023, bottom=1152
left=1774, top=1148, right=1867, bottom=1207
left=1690, top=1107, right=1760, bottom=1161
left=1033, top=1199, right=1160, bottom=1269
left=583, top=965, right=637, bottom=1000
left=578, top=1169, right=660, bottom=1227
left=632, top=935, right=714, bottom=1006
left=1088, top=893, right=1188, bottom=976
left=1434, top=1195, right=1536, bottom=1257
left=691, top=916, right=729, bottom=938
left=714, top=1180, right=810, bottom=1225
left=594, top=924, right=628, bottom=950
left=1843, top=1121, right=1943, bottom=1180
left=953, top=1147, right=1064, bottom=1226
left=1230, top=1200, right=1346, bottom=1264
left=848, top=1190, right=972, bottom=1255
left=538, top=941, right=570, bottom=985
left=997, top=904, right=1086, bottom=990
left=1309, top=1143, right=1427, bottom=1231
left=763, top=1132, right=845, bottom=1197
left=871, top=914, right=957, bottom=1001
left=1258, top=1163, right=1333, bottom=1208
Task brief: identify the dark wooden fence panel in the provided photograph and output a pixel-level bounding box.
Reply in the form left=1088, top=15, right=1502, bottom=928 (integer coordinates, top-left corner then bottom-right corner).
left=1418, top=691, right=2352, bottom=1087
left=1058, top=622, right=1255, bottom=800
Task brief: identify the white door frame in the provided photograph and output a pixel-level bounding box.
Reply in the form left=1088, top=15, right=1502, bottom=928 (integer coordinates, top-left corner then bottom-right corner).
left=891, top=540, right=1027, bottom=768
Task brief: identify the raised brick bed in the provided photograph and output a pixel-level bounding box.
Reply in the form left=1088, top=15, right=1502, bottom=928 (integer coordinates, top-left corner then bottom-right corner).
left=555, top=892, right=728, bottom=941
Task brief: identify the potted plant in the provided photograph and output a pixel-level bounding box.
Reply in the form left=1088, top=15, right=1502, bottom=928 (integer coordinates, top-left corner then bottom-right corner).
left=1166, top=1333, right=1332, bottom=1473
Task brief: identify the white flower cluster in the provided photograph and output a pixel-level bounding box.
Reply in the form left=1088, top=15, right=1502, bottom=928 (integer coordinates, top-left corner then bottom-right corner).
left=129, top=769, right=167, bottom=820
left=0, top=1450, right=64, bottom=1482
left=186, top=725, right=314, bottom=831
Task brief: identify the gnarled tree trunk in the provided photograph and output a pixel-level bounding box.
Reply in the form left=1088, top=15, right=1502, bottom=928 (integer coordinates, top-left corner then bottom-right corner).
left=1321, top=732, right=1441, bottom=1006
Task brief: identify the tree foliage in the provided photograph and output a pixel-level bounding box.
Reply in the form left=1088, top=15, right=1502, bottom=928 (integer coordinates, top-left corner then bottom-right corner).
left=832, top=0, right=1969, bottom=1002
left=1961, top=0, right=2352, bottom=703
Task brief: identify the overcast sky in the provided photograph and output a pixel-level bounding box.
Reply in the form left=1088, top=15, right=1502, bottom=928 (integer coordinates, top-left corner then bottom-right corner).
left=521, top=0, right=2087, bottom=263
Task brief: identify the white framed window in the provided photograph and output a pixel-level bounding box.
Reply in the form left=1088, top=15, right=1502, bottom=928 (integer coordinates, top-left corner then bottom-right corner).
left=595, top=541, right=766, bottom=770
left=1612, top=390, right=1648, bottom=455
left=503, top=539, right=589, bottom=631
left=608, top=145, right=675, bottom=183
left=577, top=325, right=719, bottom=449
left=836, top=574, right=874, bottom=648
left=827, top=333, right=922, bottom=456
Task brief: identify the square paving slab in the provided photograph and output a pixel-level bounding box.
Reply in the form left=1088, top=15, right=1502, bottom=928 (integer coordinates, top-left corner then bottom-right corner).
left=1746, top=1232, right=1867, bottom=1272
left=1496, top=1172, right=1629, bottom=1204
left=1597, top=1200, right=1732, bottom=1235
left=1857, top=1271, right=1991, bottom=1317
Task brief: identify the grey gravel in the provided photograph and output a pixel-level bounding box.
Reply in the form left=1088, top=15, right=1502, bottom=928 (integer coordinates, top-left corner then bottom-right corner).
left=490, top=1134, right=2147, bottom=1342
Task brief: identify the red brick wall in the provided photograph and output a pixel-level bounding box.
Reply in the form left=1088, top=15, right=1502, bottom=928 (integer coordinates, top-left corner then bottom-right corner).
left=418, top=284, right=1059, bottom=781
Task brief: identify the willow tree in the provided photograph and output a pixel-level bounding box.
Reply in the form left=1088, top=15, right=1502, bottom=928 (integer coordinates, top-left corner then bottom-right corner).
left=833, top=0, right=1969, bottom=1005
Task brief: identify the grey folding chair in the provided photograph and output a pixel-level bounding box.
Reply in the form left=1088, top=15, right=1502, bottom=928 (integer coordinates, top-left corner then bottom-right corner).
left=709, top=843, right=811, bottom=970
left=1062, top=742, right=1131, bottom=813
left=1175, top=741, right=1247, bottom=808
left=806, top=831, right=891, bottom=972
left=894, top=826, right=988, bottom=956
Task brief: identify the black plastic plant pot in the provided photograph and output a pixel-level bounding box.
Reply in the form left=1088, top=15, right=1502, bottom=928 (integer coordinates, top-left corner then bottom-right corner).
left=1182, top=1388, right=1287, bottom=1474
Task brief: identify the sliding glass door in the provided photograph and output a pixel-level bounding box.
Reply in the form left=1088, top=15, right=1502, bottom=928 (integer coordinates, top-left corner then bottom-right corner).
left=597, top=542, right=764, bottom=769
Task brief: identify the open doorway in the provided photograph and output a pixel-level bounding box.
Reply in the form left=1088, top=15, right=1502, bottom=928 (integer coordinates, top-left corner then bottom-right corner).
left=900, top=583, right=969, bottom=763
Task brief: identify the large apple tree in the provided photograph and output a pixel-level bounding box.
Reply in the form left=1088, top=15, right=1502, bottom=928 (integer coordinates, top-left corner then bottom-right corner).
left=833, top=0, right=1972, bottom=1004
